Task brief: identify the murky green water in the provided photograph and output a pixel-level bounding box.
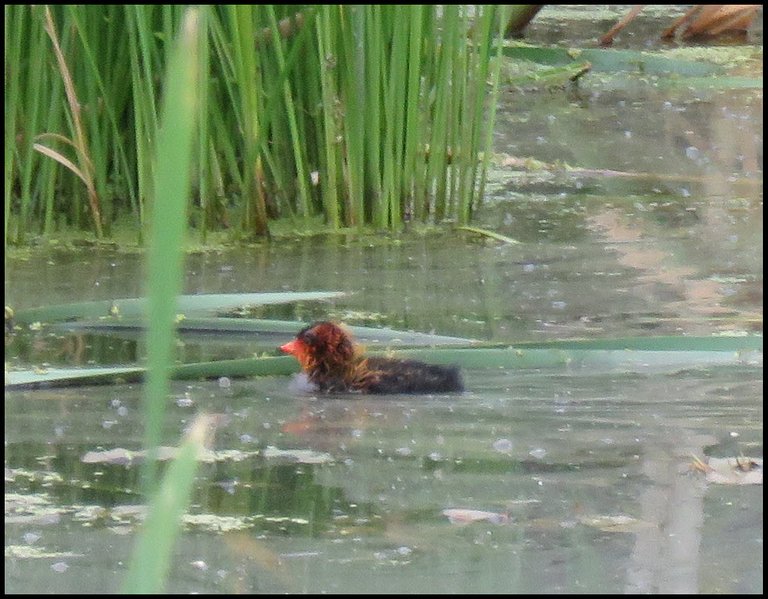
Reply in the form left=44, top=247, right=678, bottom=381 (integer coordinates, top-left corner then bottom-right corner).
left=5, top=8, right=763, bottom=595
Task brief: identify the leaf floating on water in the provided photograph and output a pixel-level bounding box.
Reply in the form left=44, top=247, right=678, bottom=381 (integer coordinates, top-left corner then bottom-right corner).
left=81, top=447, right=139, bottom=465
left=110, top=505, right=149, bottom=524
left=455, top=225, right=521, bottom=245
left=81, top=446, right=261, bottom=465
left=7, top=333, right=761, bottom=390
left=5, top=492, right=65, bottom=526
left=6, top=366, right=146, bottom=389
left=54, top=316, right=476, bottom=347
left=81, top=447, right=175, bottom=465
left=578, top=514, right=656, bottom=533
left=442, top=508, right=509, bottom=525
left=183, top=514, right=254, bottom=533
left=12, top=292, right=347, bottom=325
left=690, top=455, right=762, bottom=485
left=5, top=546, right=83, bottom=559
left=262, top=446, right=334, bottom=464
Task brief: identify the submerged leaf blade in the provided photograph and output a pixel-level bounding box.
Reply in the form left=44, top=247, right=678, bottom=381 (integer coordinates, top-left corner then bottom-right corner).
left=11, top=292, right=346, bottom=324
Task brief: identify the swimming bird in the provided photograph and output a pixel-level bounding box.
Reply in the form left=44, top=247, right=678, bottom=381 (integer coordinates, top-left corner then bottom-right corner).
left=279, top=321, right=464, bottom=394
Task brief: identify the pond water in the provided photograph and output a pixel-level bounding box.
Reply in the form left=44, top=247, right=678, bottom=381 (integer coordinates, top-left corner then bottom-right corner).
left=4, top=9, right=763, bottom=595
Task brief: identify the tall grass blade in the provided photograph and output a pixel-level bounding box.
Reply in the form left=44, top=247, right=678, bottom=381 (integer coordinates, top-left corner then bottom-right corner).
left=4, top=7, right=24, bottom=247
left=474, top=6, right=508, bottom=214
left=266, top=6, right=313, bottom=222
left=228, top=5, right=269, bottom=236
left=123, top=414, right=212, bottom=593
left=123, top=7, right=204, bottom=594
left=140, top=5, right=200, bottom=492
left=125, top=5, right=160, bottom=236
left=39, top=6, right=103, bottom=237
left=316, top=6, right=342, bottom=228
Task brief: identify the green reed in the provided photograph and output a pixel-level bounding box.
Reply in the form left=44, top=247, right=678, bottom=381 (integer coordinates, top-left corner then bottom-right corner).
left=5, top=6, right=24, bottom=246
left=5, top=6, right=505, bottom=244
left=123, top=7, right=204, bottom=593
left=5, top=6, right=54, bottom=244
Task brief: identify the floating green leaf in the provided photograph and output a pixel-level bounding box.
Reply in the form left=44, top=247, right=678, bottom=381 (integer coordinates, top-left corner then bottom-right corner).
left=388, top=345, right=761, bottom=372
left=455, top=225, right=521, bottom=245
left=5, top=335, right=761, bottom=390
left=53, top=317, right=475, bottom=346
left=10, top=291, right=346, bottom=324
left=5, top=365, right=146, bottom=389
left=507, top=335, right=763, bottom=352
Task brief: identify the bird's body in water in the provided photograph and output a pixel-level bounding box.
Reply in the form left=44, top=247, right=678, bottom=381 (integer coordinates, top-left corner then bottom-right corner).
left=279, top=321, right=464, bottom=394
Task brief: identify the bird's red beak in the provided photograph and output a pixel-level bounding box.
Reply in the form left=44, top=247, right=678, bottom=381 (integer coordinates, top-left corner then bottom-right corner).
left=280, top=338, right=312, bottom=371
left=280, top=339, right=301, bottom=356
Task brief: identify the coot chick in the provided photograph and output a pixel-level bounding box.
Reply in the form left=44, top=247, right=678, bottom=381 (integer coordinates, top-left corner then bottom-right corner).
left=279, top=321, right=463, bottom=394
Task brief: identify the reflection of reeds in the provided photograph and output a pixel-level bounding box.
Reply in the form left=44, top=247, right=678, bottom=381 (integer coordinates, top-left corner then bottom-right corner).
left=5, top=6, right=506, bottom=244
